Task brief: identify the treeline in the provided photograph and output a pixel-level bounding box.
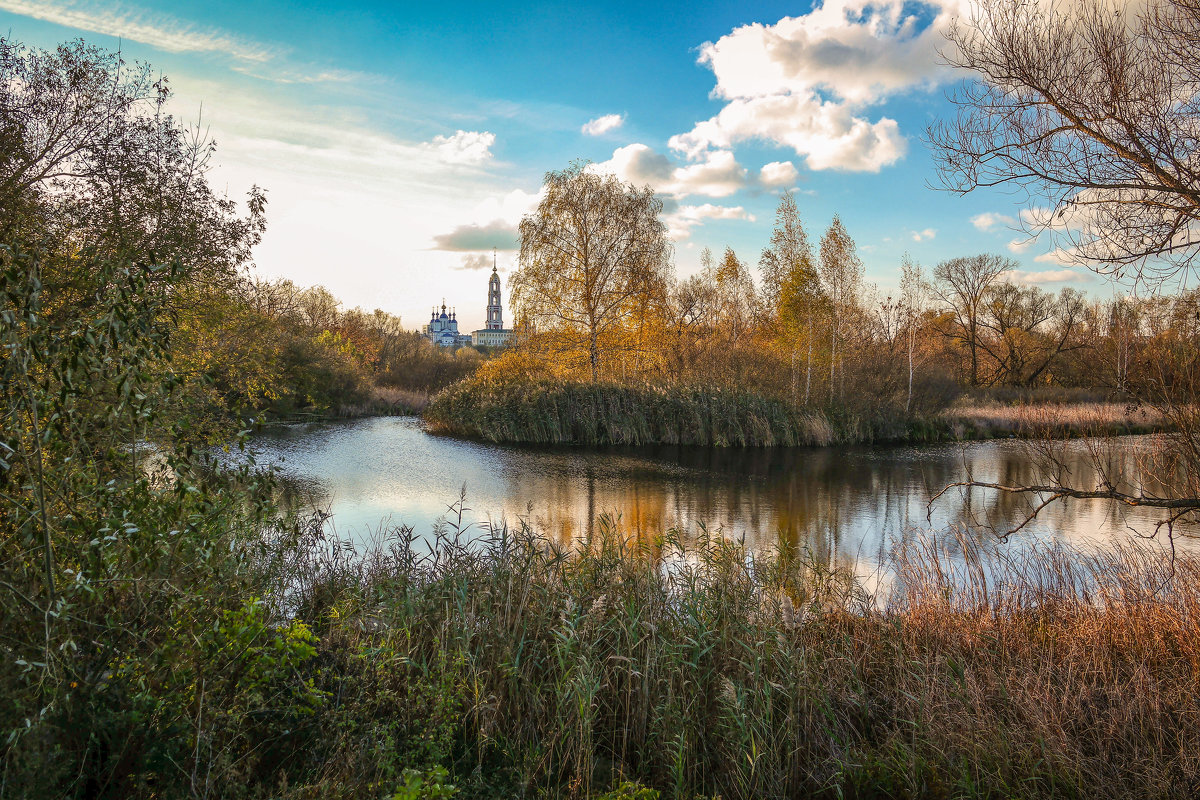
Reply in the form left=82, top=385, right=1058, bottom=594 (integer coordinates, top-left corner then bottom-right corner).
left=187, top=278, right=482, bottom=423
left=0, top=37, right=480, bottom=437
left=484, top=170, right=1198, bottom=422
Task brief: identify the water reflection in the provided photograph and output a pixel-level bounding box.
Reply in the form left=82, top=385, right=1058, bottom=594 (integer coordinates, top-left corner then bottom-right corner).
left=235, top=416, right=1198, bottom=570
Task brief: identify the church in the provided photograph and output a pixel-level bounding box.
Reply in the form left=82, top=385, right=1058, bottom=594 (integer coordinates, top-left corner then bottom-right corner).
left=421, top=260, right=513, bottom=349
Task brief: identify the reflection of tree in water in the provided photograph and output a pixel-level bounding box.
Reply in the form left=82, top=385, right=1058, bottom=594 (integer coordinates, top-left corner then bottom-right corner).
left=270, top=473, right=332, bottom=520
left=499, top=444, right=975, bottom=572
left=946, top=440, right=1195, bottom=541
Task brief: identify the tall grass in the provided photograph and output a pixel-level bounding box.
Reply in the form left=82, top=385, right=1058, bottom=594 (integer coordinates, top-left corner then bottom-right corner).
left=946, top=401, right=1167, bottom=437
left=282, top=517, right=1200, bottom=799
left=425, top=378, right=840, bottom=446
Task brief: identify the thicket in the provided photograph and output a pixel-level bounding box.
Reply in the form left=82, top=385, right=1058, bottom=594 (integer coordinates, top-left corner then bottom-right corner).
left=0, top=37, right=481, bottom=433
left=424, top=376, right=958, bottom=446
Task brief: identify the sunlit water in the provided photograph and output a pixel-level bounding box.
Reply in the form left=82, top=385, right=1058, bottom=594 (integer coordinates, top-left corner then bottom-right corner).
left=229, top=416, right=1197, bottom=570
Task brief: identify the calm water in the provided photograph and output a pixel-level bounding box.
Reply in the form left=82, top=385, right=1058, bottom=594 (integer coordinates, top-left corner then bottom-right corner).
left=233, top=416, right=1197, bottom=568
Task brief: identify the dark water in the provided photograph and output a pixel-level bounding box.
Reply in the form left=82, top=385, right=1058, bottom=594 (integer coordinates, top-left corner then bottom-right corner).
left=235, top=417, right=1197, bottom=570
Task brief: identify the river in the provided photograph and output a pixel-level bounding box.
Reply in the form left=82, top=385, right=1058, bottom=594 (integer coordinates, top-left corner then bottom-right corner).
left=235, top=416, right=1197, bottom=569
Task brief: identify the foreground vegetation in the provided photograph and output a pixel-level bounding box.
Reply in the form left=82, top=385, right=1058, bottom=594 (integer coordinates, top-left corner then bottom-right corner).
left=10, top=500, right=1200, bottom=799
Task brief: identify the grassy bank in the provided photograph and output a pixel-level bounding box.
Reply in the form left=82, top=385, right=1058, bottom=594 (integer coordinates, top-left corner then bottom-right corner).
left=944, top=401, right=1167, bottom=438
left=9, top=489, right=1200, bottom=798
left=425, top=377, right=1172, bottom=447
left=422, top=378, right=934, bottom=446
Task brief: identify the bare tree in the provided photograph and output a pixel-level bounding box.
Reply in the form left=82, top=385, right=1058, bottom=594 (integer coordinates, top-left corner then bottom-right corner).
left=926, top=2, right=1200, bottom=537
left=511, top=163, right=671, bottom=382
left=929, top=0, right=1200, bottom=285
left=900, top=255, right=930, bottom=413
left=932, top=254, right=1010, bottom=386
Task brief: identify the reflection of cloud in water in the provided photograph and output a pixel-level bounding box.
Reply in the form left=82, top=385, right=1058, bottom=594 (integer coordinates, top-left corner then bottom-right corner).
left=227, top=418, right=1200, bottom=576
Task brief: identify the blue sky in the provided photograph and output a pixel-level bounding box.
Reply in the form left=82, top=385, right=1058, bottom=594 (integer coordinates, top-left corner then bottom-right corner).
left=0, top=0, right=1093, bottom=330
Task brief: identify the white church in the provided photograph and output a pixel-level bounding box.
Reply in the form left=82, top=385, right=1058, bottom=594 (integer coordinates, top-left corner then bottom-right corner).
left=421, top=261, right=513, bottom=349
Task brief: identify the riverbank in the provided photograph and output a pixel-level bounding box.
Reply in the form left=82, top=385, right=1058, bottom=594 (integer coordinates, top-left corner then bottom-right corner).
left=259, top=385, right=431, bottom=425
left=423, top=377, right=1170, bottom=447
left=424, top=379, right=843, bottom=446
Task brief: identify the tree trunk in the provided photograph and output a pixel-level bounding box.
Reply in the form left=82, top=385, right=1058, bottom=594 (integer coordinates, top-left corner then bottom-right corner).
left=906, top=332, right=914, bottom=414
left=589, top=328, right=600, bottom=382
left=805, top=315, right=812, bottom=404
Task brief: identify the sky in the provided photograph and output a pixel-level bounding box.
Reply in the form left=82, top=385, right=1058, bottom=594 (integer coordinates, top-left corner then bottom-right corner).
left=0, top=0, right=1098, bottom=331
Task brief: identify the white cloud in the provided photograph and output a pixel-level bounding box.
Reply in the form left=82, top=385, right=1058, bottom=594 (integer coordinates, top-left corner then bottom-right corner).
left=591, top=144, right=749, bottom=198
left=1000, top=268, right=1088, bottom=285
left=0, top=0, right=277, bottom=63
left=425, top=130, right=496, bottom=165
left=671, top=0, right=959, bottom=171
left=911, top=228, right=936, bottom=242
left=699, top=0, right=953, bottom=105
left=662, top=204, right=755, bottom=241
left=581, top=113, right=625, bottom=136
left=670, top=93, right=906, bottom=172
left=759, top=160, right=799, bottom=187
left=972, top=212, right=1018, bottom=231
left=1034, top=248, right=1081, bottom=266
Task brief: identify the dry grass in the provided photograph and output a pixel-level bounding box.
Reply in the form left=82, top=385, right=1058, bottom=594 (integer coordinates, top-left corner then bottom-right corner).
left=285, top=517, right=1200, bottom=799
left=945, top=401, right=1168, bottom=437
left=370, top=385, right=430, bottom=413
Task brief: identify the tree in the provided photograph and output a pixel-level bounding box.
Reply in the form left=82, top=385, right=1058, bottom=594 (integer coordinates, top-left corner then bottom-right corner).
left=763, top=192, right=822, bottom=403
left=759, top=192, right=817, bottom=314
left=900, top=255, right=930, bottom=413
left=511, top=163, right=671, bottom=382
left=817, top=215, right=862, bottom=400
left=714, top=246, right=758, bottom=346
left=932, top=254, right=1011, bottom=386
left=927, top=1, right=1200, bottom=536
left=929, top=0, right=1200, bottom=285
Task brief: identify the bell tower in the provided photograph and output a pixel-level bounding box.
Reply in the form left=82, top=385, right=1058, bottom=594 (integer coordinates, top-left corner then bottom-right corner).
left=486, top=249, right=503, bottom=330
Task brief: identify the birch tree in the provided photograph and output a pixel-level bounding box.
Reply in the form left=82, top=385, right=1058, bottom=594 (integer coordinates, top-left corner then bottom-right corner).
left=818, top=215, right=863, bottom=401
left=511, top=163, right=671, bottom=382
left=763, top=192, right=822, bottom=402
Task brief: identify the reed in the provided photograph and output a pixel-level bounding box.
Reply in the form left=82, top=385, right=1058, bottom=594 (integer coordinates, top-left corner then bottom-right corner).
left=424, top=378, right=873, bottom=447
left=282, top=516, right=1200, bottom=799
left=946, top=401, right=1167, bottom=438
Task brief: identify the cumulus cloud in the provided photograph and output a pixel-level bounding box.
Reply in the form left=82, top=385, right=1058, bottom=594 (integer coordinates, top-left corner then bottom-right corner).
left=670, top=94, right=906, bottom=172
left=759, top=160, right=799, bottom=187
left=1034, top=248, right=1082, bottom=266
left=582, top=113, right=625, bottom=136
left=431, top=219, right=519, bottom=251
left=972, top=212, right=1018, bottom=231
left=662, top=204, right=755, bottom=241
left=911, top=228, right=936, bottom=242
left=1000, top=268, right=1089, bottom=285
left=591, top=144, right=750, bottom=198
left=671, top=0, right=958, bottom=171
left=425, top=130, right=496, bottom=165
